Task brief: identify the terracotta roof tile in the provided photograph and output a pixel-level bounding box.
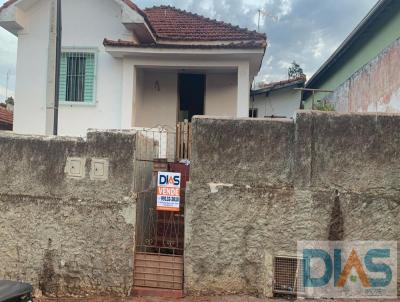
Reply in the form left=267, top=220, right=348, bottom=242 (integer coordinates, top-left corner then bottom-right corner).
left=0, top=107, right=13, bottom=125
left=103, top=38, right=266, bottom=49
left=252, top=77, right=306, bottom=95
left=258, top=76, right=306, bottom=90
left=143, top=5, right=266, bottom=42
left=1, top=0, right=266, bottom=46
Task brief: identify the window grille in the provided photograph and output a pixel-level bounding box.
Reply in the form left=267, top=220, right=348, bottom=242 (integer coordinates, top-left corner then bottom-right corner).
left=249, top=108, right=258, bottom=118
left=273, top=255, right=304, bottom=296
left=59, top=51, right=96, bottom=103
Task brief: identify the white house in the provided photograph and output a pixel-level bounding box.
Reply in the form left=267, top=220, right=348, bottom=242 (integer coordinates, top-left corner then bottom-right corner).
left=250, top=77, right=305, bottom=118
left=0, top=0, right=267, bottom=136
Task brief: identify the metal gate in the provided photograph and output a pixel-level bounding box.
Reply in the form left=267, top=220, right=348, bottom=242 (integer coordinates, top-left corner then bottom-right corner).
left=133, top=126, right=189, bottom=292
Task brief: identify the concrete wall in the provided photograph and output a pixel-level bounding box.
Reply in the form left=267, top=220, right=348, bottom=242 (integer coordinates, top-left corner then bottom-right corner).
left=252, top=88, right=301, bottom=118
left=0, top=130, right=144, bottom=297
left=185, top=111, right=400, bottom=297
left=325, top=38, right=400, bottom=113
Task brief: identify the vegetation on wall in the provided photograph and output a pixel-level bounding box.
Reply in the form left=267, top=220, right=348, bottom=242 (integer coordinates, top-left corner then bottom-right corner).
left=314, top=101, right=335, bottom=111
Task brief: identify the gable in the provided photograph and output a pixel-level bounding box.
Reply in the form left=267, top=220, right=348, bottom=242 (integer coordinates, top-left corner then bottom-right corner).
left=1, top=0, right=266, bottom=48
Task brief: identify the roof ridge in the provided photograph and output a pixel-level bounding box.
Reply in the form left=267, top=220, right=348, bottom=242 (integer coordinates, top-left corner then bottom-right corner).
left=143, top=5, right=266, bottom=40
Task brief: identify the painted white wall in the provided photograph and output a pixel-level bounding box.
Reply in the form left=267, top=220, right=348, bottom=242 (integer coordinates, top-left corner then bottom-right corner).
left=205, top=73, right=237, bottom=117
left=10, top=0, right=258, bottom=136
left=14, top=0, right=51, bottom=135
left=132, top=69, right=240, bottom=129
left=252, top=88, right=301, bottom=118
left=134, top=70, right=178, bottom=129
left=13, top=0, right=135, bottom=136
left=58, top=0, right=134, bottom=136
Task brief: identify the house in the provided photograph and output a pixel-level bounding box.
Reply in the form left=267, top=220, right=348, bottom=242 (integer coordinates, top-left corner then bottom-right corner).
left=250, top=77, right=305, bottom=118
left=0, top=106, right=13, bottom=130
left=303, top=0, right=400, bottom=112
left=0, top=0, right=267, bottom=136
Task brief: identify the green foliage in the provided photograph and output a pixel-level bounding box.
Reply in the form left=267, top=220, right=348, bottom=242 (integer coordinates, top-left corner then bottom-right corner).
left=5, top=96, right=14, bottom=105
left=314, top=101, right=335, bottom=111
left=288, top=61, right=305, bottom=79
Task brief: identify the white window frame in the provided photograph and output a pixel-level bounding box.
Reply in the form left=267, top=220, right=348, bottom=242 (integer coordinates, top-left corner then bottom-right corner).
left=59, top=47, right=99, bottom=107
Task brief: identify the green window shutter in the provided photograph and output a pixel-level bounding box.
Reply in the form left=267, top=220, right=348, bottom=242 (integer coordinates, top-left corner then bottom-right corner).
left=84, top=53, right=95, bottom=103
left=58, top=53, right=67, bottom=101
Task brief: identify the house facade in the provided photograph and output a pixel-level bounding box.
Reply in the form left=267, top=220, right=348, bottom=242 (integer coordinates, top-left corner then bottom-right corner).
left=250, top=77, right=305, bottom=118
left=303, top=0, right=400, bottom=112
left=0, top=0, right=266, bottom=136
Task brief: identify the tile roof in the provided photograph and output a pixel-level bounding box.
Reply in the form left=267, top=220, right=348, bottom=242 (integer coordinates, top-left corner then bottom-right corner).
left=0, top=107, right=13, bottom=125
left=1, top=0, right=266, bottom=46
left=143, top=5, right=266, bottom=42
left=103, top=38, right=266, bottom=49
left=252, top=77, right=306, bottom=95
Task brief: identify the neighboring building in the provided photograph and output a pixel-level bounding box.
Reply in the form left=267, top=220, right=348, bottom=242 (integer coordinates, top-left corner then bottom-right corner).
left=250, top=77, right=305, bottom=118
left=303, top=0, right=400, bottom=112
left=0, top=0, right=266, bottom=136
left=0, top=106, right=13, bottom=130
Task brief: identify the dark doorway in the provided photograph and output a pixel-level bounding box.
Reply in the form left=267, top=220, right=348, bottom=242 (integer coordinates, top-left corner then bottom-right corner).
left=178, top=74, right=205, bottom=122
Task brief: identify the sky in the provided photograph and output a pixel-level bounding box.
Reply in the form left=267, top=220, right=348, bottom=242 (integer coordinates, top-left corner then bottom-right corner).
left=0, top=0, right=378, bottom=101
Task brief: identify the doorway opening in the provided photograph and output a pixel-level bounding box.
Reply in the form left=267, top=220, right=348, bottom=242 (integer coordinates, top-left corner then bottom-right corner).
left=178, top=74, right=205, bottom=122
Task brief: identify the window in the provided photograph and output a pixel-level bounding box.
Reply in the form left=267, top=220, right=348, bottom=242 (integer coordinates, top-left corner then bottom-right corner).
left=249, top=108, right=258, bottom=118
left=59, top=51, right=96, bottom=103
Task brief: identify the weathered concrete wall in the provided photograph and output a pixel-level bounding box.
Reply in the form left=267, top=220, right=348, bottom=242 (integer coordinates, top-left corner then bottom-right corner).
left=185, top=112, right=400, bottom=297
left=0, top=130, right=142, bottom=297
left=327, top=38, right=400, bottom=113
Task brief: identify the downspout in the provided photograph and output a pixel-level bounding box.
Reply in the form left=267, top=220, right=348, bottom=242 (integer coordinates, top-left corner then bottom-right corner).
left=53, top=0, right=62, bottom=135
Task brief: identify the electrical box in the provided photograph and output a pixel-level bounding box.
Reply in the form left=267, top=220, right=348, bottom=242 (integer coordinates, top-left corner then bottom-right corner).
left=64, top=157, right=86, bottom=179
left=90, top=158, right=109, bottom=181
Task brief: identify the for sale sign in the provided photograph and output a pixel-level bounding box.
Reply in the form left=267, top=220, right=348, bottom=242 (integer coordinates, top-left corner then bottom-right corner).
left=157, top=172, right=181, bottom=212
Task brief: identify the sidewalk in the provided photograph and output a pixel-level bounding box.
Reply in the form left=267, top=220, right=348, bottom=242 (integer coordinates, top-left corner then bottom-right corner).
left=36, top=296, right=400, bottom=302
left=36, top=297, right=294, bottom=302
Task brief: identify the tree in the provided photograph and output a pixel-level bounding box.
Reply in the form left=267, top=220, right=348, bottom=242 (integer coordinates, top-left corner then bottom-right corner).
left=288, top=61, right=305, bottom=79
left=5, top=96, right=14, bottom=106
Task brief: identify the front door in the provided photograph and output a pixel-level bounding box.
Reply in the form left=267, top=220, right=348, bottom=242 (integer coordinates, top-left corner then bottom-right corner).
left=178, top=74, right=205, bottom=122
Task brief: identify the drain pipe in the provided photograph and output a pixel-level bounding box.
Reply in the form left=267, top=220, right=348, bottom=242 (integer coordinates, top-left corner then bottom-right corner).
left=53, top=0, right=62, bottom=135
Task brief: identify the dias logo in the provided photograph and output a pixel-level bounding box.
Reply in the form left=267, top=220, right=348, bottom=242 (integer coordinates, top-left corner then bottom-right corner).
left=297, top=241, right=397, bottom=298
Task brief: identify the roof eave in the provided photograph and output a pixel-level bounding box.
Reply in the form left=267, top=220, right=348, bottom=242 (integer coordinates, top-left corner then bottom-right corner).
left=305, top=0, right=392, bottom=92
left=252, top=79, right=305, bottom=96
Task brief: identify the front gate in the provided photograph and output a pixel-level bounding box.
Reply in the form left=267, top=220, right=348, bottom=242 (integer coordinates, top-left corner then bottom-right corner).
left=133, top=126, right=190, bottom=293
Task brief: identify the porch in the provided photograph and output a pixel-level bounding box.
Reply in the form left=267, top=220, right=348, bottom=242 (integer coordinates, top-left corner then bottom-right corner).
left=132, top=68, right=239, bottom=129
left=104, top=46, right=264, bottom=129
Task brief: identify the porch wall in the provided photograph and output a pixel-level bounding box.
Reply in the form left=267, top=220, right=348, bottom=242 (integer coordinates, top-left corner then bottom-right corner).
left=133, top=70, right=240, bottom=129
left=134, top=70, right=178, bottom=129
left=205, top=73, right=237, bottom=117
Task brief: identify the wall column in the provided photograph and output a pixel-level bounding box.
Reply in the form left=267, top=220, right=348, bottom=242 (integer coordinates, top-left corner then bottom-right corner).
left=236, top=62, right=250, bottom=118
left=121, top=60, right=135, bottom=129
